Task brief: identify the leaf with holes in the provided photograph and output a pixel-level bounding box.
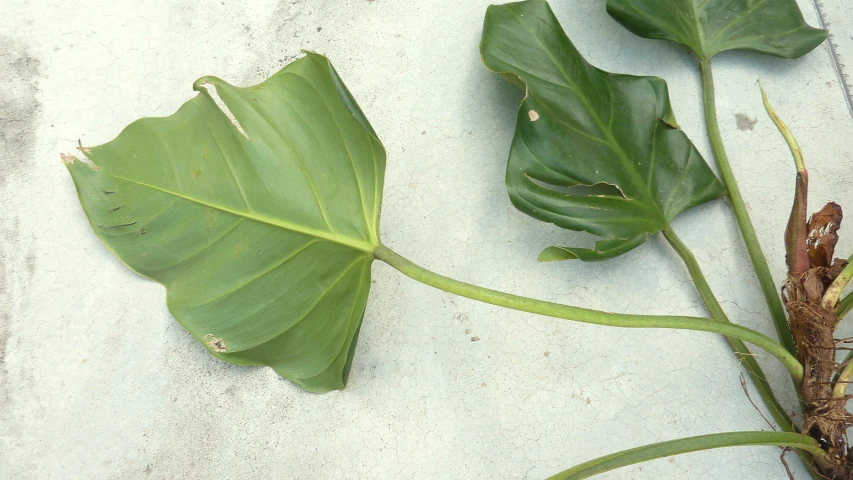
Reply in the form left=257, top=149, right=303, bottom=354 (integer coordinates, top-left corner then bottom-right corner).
left=480, top=0, right=726, bottom=261
left=605, top=0, right=827, bottom=60
left=64, top=52, right=384, bottom=393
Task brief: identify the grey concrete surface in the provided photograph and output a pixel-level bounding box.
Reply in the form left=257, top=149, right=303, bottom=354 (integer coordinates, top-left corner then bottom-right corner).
left=2, top=0, right=852, bottom=478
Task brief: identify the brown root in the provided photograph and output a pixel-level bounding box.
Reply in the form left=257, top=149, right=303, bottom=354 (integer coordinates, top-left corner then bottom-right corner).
left=785, top=202, right=853, bottom=478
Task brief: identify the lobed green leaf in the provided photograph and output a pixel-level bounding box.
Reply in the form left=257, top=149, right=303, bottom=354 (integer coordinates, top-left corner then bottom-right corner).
left=480, top=0, right=726, bottom=261
left=606, top=0, right=827, bottom=60
left=65, top=52, right=385, bottom=392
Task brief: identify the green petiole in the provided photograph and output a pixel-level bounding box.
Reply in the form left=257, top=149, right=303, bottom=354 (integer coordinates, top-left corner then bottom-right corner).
left=662, top=228, right=794, bottom=432
left=375, top=244, right=804, bottom=383
left=547, top=431, right=825, bottom=480
left=699, top=58, right=796, bottom=358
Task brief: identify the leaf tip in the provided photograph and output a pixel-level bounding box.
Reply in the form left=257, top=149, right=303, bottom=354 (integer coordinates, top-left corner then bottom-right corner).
left=300, top=49, right=325, bottom=60
left=192, top=77, right=211, bottom=93
left=759, top=80, right=806, bottom=174
left=538, top=246, right=576, bottom=262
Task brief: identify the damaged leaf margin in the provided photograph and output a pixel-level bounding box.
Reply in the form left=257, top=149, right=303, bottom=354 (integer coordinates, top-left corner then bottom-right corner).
left=64, top=51, right=385, bottom=393
left=480, top=0, right=726, bottom=262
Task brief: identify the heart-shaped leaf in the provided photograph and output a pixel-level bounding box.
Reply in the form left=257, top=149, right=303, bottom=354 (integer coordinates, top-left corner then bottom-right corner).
left=64, top=52, right=384, bottom=392
left=480, top=0, right=726, bottom=261
left=606, top=0, right=827, bottom=60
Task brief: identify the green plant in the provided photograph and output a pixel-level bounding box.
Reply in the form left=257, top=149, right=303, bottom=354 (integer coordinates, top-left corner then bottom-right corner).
left=480, top=0, right=845, bottom=477
left=62, top=0, right=851, bottom=478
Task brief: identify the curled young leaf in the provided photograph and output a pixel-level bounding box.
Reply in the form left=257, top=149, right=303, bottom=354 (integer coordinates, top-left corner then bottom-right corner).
left=784, top=171, right=810, bottom=278
left=480, top=0, right=725, bottom=261
left=65, top=52, right=385, bottom=393
left=606, top=0, right=827, bottom=60
left=762, top=83, right=811, bottom=279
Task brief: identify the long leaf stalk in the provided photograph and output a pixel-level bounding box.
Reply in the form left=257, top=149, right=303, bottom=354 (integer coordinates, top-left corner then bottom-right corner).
left=546, top=431, right=825, bottom=480
left=662, top=228, right=827, bottom=479
left=832, top=360, right=853, bottom=400
left=375, top=245, right=804, bottom=382
left=835, top=254, right=853, bottom=317
left=824, top=261, right=853, bottom=309
left=834, top=351, right=853, bottom=385
left=838, top=293, right=853, bottom=318
left=661, top=228, right=793, bottom=432
left=703, top=63, right=825, bottom=478
left=698, top=58, right=796, bottom=357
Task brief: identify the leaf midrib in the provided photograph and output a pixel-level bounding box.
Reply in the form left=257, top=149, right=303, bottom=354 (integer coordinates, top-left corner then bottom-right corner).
left=296, top=74, right=376, bottom=240
left=691, top=1, right=707, bottom=51
left=102, top=169, right=377, bottom=253
left=703, top=0, right=768, bottom=56
left=205, top=72, right=383, bottom=243
left=507, top=8, right=665, bottom=224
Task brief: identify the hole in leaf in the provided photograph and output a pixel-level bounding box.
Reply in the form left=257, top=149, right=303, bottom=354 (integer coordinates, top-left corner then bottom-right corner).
left=527, top=176, right=626, bottom=199
left=197, top=83, right=251, bottom=141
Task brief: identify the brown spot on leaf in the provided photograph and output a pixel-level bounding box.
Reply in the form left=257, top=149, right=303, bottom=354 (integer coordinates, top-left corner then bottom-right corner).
left=204, top=334, right=227, bottom=352
left=528, top=110, right=539, bottom=122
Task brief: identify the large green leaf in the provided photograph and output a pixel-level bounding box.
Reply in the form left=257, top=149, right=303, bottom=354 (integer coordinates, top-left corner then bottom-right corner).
left=606, top=0, right=827, bottom=60
left=64, top=52, right=385, bottom=393
left=480, top=0, right=726, bottom=261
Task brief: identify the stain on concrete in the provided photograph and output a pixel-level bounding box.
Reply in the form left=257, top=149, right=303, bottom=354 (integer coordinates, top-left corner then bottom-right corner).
left=735, top=113, right=757, bottom=131
left=243, top=0, right=307, bottom=81
left=0, top=35, right=42, bottom=190
left=25, top=251, right=36, bottom=279
left=0, top=35, right=41, bottom=416
left=0, top=216, right=16, bottom=298
left=0, top=313, right=9, bottom=368
left=272, top=0, right=306, bottom=25
left=0, top=312, right=10, bottom=409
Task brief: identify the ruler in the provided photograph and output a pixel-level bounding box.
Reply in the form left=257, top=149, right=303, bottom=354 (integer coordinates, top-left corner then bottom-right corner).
left=812, top=0, right=853, bottom=120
